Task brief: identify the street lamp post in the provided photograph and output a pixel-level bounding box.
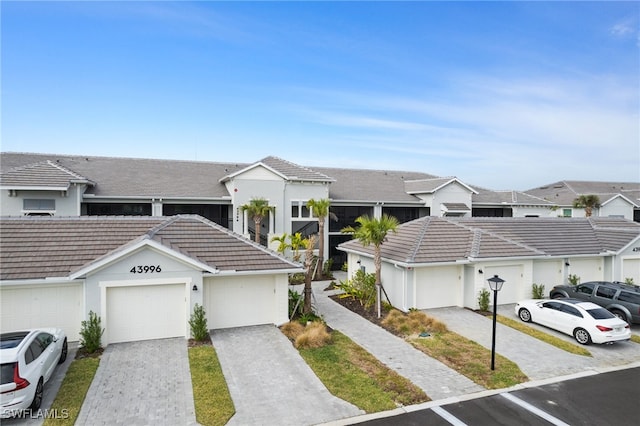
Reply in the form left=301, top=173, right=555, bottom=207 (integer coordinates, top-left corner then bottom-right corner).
left=487, top=274, right=505, bottom=371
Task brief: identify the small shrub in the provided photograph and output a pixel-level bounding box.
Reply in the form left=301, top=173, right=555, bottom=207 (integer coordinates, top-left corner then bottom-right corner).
left=298, top=312, right=322, bottom=325
left=294, top=322, right=331, bottom=349
left=323, top=259, right=334, bottom=278
left=280, top=321, right=305, bottom=341
left=341, top=262, right=348, bottom=272
left=189, top=304, right=209, bottom=341
left=288, top=289, right=303, bottom=318
left=477, top=288, right=491, bottom=312
left=624, top=277, right=635, bottom=285
left=289, top=273, right=305, bottom=285
left=79, top=311, right=104, bottom=354
left=531, top=283, right=545, bottom=299
left=568, top=274, right=580, bottom=286
left=337, top=269, right=377, bottom=309
left=382, top=309, right=447, bottom=336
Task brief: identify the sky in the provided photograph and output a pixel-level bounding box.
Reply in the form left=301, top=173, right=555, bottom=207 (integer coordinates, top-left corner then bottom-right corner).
left=1, top=1, right=639, bottom=191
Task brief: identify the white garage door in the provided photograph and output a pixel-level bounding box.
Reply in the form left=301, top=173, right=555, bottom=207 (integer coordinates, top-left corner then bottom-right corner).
left=106, top=283, right=186, bottom=344
left=622, top=258, right=640, bottom=284
left=0, top=283, right=83, bottom=341
left=415, top=266, right=460, bottom=309
left=204, top=276, right=275, bottom=329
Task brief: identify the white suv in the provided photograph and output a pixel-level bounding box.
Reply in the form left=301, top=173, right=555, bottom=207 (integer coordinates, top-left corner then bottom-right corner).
left=0, top=328, right=67, bottom=418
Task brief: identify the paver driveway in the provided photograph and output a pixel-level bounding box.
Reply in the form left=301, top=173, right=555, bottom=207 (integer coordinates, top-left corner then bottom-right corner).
left=210, top=324, right=363, bottom=426
left=76, top=338, right=197, bottom=426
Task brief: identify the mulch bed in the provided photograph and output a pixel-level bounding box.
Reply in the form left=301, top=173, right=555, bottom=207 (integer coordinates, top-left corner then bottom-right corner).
left=188, top=334, right=213, bottom=347
left=329, top=294, right=387, bottom=328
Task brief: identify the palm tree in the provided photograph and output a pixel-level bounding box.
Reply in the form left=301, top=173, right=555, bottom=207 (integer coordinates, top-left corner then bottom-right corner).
left=240, top=197, right=273, bottom=244
left=270, top=233, right=290, bottom=255
left=289, top=232, right=305, bottom=262
left=307, top=198, right=337, bottom=279
left=341, top=214, right=399, bottom=317
left=573, top=195, right=600, bottom=217
left=303, top=234, right=318, bottom=314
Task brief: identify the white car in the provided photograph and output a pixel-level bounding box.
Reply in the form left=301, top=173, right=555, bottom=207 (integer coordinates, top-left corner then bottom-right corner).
left=0, top=328, right=67, bottom=418
left=515, top=298, right=631, bottom=345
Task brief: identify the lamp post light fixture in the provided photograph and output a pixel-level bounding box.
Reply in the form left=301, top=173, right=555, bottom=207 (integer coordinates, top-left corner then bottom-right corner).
left=487, top=274, right=505, bottom=371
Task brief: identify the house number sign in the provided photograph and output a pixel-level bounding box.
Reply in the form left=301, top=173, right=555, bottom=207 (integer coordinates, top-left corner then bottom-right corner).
left=130, top=265, right=162, bottom=273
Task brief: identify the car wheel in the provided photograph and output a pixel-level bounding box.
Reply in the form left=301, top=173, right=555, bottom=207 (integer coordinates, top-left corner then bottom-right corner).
left=30, top=378, right=44, bottom=410
left=518, top=308, right=532, bottom=322
left=58, top=338, right=68, bottom=364
left=551, top=293, right=565, bottom=299
left=574, top=328, right=592, bottom=345
left=611, top=310, right=627, bottom=323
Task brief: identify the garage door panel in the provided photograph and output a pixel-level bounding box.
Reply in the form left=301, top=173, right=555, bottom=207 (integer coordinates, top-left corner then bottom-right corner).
left=107, top=284, right=186, bottom=344
left=0, top=284, right=83, bottom=340
left=205, top=277, right=274, bottom=329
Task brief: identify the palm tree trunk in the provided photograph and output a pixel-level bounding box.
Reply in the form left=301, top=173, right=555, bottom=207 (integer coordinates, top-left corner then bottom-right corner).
left=374, top=246, right=382, bottom=318
left=254, top=217, right=262, bottom=243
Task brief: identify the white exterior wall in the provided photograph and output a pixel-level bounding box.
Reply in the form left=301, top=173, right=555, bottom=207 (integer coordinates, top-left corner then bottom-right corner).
left=616, top=237, right=640, bottom=283
left=84, top=247, right=203, bottom=344
left=0, top=185, right=85, bottom=216
left=432, top=182, right=473, bottom=217
left=601, top=197, right=634, bottom=220
left=511, top=206, right=557, bottom=218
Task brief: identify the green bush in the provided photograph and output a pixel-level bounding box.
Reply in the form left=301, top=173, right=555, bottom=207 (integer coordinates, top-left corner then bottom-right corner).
left=337, top=269, right=377, bottom=309
left=477, top=289, right=490, bottom=312
left=289, top=273, right=305, bottom=285
left=568, top=274, right=580, bottom=286
left=289, top=289, right=304, bottom=318
left=189, top=304, right=209, bottom=341
left=532, top=283, right=545, bottom=299
left=79, top=311, right=104, bottom=354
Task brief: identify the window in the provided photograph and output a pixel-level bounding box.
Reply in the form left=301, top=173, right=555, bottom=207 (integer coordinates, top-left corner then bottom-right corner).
left=83, top=203, right=151, bottom=216
left=329, top=206, right=373, bottom=232
left=559, top=304, right=582, bottom=318
left=587, top=308, right=615, bottom=320
left=1, top=363, right=15, bottom=385
left=595, top=286, right=616, bottom=299
left=36, top=333, right=53, bottom=350
left=23, top=199, right=55, bottom=211
left=542, top=301, right=562, bottom=311
left=25, top=341, right=43, bottom=364
left=382, top=207, right=421, bottom=224
left=576, top=283, right=595, bottom=295
left=618, top=291, right=640, bottom=305
left=562, top=209, right=572, bottom=217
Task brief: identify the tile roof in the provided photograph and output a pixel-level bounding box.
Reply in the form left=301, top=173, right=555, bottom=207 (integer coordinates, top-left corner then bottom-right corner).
left=472, top=188, right=553, bottom=206
left=258, top=156, right=335, bottom=182
left=524, top=180, right=640, bottom=206
left=0, top=160, right=94, bottom=189
left=0, top=215, right=300, bottom=280
left=339, top=217, right=640, bottom=265
left=1, top=153, right=246, bottom=198
left=313, top=166, right=436, bottom=202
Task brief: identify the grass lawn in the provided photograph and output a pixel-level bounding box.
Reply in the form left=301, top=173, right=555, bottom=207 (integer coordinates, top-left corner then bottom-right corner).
left=43, top=357, right=100, bottom=426
left=496, top=315, right=592, bottom=356
left=188, top=344, right=234, bottom=426
left=297, top=330, right=429, bottom=412
left=410, top=332, right=528, bottom=389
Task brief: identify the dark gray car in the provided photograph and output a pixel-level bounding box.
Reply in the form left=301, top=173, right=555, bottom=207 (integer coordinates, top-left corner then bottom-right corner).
left=549, top=281, right=640, bottom=324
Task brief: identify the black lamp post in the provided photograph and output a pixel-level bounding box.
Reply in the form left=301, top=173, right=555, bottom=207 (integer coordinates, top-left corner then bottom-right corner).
left=487, top=274, right=505, bottom=371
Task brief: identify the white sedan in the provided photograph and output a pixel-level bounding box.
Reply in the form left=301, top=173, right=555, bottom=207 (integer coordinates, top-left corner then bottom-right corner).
left=1, top=328, right=68, bottom=418
left=515, top=298, right=631, bottom=345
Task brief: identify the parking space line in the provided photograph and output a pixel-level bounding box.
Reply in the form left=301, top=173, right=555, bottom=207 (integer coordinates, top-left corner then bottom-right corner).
left=501, top=393, right=570, bottom=426
left=432, top=406, right=468, bottom=426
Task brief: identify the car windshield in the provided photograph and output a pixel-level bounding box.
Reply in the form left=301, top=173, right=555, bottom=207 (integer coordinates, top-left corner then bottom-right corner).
left=586, top=308, right=615, bottom=320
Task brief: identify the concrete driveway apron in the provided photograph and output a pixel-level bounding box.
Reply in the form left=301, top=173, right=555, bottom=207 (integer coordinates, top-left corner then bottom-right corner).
left=210, top=324, right=363, bottom=426
left=76, top=338, right=197, bottom=426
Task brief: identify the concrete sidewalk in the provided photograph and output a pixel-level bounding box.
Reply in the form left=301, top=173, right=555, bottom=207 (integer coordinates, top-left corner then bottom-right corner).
left=210, top=325, right=363, bottom=426
left=312, top=281, right=484, bottom=401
